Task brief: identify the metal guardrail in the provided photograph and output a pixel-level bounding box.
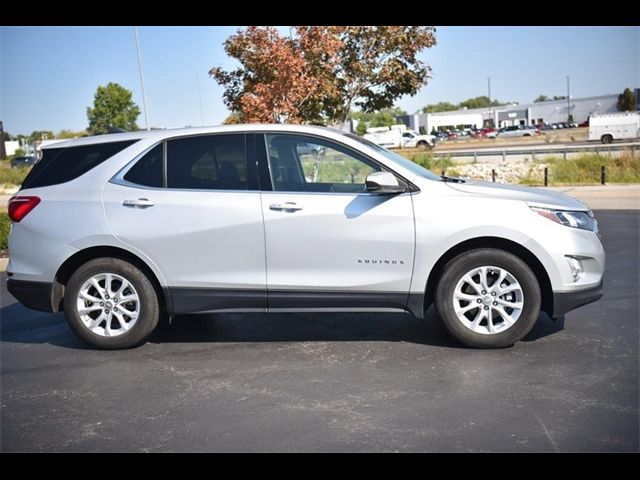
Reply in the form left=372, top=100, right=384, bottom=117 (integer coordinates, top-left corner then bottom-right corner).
left=432, top=143, right=639, bottom=160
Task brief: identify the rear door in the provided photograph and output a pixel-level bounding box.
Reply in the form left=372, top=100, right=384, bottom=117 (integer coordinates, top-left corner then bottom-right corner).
left=257, top=133, right=415, bottom=311
left=103, top=133, right=267, bottom=314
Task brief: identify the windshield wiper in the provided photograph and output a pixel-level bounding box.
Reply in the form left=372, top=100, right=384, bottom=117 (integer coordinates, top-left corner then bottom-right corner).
left=440, top=175, right=465, bottom=183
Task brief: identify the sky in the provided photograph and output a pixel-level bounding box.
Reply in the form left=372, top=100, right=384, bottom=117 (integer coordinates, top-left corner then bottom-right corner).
left=1, top=26, right=638, bottom=135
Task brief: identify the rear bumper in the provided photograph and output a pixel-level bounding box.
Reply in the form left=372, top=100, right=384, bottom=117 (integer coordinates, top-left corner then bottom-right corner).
left=552, top=280, right=603, bottom=318
left=6, top=279, right=55, bottom=313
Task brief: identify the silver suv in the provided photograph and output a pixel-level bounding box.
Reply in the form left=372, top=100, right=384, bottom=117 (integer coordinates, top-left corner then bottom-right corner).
left=7, top=125, right=604, bottom=349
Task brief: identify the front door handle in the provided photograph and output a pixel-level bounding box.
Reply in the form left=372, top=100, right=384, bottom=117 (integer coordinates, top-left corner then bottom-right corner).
left=123, top=198, right=155, bottom=208
left=270, top=202, right=304, bottom=212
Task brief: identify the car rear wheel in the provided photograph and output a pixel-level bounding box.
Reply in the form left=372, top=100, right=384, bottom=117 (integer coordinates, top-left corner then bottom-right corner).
left=601, top=134, right=613, bottom=144
left=434, top=248, right=541, bottom=348
left=63, top=257, right=159, bottom=349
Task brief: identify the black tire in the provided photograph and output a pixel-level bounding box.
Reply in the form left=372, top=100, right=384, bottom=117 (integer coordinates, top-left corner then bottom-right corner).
left=416, top=141, right=431, bottom=151
left=434, top=248, right=541, bottom=348
left=63, top=257, right=159, bottom=349
left=601, top=134, right=613, bottom=144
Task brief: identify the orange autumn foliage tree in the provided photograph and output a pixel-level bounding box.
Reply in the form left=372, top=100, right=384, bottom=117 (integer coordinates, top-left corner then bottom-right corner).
left=210, top=26, right=436, bottom=125
left=210, top=26, right=341, bottom=124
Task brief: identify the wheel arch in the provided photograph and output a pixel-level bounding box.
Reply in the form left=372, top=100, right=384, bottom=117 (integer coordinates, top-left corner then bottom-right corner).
left=423, top=236, right=553, bottom=316
left=53, top=246, right=173, bottom=317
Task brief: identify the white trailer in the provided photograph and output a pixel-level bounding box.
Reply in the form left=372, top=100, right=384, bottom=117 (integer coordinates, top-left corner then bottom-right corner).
left=588, top=112, right=640, bottom=144
left=363, top=124, right=435, bottom=150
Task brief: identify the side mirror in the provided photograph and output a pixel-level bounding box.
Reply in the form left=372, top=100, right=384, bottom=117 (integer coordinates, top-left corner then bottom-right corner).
left=365, top=171, right=406, bottom=194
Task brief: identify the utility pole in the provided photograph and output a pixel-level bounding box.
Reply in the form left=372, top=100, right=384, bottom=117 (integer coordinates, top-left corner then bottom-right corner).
left=0, top=121, right=6, bottom=160
left=134, top=27, right=150, bottom=131
left=566, top=75, right=571, bottom=123
left=487, top=76, right=492, bottom=127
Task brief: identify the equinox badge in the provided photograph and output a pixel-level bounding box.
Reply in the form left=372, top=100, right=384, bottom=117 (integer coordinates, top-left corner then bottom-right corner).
left=358, top=259, right=405, bottom=265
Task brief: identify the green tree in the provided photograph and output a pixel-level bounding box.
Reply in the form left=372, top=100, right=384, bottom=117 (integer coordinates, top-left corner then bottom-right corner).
left=617, top=88, right=637, bottom=112
left=57, top=129, right=88, bottom=139
left=534, top=95, right=550, bottom=103
left=422, top=102, right=457, bottom=113
left=422, top=97, right=510, bottom=113
left=350, top=107, right=407, bottom=135
left=27, top=130, right=54, bottom=143
left=86, top=82, right=140, bottom=134
left=553, top=95, right=566, bottom=101
left=210, top=26, right=436, bottom=125
left=458, top=96, right=507, bottom=109
left=324, top=27, right=436, bottom=124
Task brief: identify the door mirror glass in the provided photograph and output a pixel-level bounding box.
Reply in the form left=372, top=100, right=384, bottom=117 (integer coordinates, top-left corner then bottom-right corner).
left=365, top=171, right=406, bottom=194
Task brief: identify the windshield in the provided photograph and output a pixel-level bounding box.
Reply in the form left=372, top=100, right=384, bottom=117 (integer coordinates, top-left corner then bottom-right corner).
left=343, top=133, right=441, bottom=181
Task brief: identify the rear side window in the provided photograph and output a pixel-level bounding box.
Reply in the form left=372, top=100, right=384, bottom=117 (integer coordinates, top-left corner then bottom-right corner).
left=21, top=140, right=138, bottom=190
left=166, top=134, right=247, bottom=190
left=123, top=144, right=163, bottom=188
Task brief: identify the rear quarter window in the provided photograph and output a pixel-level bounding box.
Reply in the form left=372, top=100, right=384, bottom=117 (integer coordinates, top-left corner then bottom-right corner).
left=21, top=140, right=138, bottom=189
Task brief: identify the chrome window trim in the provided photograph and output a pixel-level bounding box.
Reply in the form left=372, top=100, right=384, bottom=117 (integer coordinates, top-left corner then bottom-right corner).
left=110, top=129, right=419, bottom=195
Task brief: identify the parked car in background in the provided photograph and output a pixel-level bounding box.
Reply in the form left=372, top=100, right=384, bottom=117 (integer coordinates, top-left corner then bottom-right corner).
left=296, top=143, right=325, bottom=156
left=7, top=125, right=604, bottom=350
left=431, top=131, right=448, bottom=142
left=11, top=155, right=37, bottom=169
left=471, top=128, right=497, bottom=138
left=495, top=125, right=538, bottom=138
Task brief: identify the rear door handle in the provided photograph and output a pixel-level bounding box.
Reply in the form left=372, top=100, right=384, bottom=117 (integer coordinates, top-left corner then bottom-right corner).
left=123, top=198, right=155, bottom=208
left=270, top=202, right=303, bottom=212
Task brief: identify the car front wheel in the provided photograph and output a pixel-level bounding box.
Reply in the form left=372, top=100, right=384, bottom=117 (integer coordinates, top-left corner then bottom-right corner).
left=63, top=257, right=160, bottom=349
left=434, top=248, right=541, bottom=348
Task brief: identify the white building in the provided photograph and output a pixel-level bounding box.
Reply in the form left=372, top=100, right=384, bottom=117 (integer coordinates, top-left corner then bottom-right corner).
left=397, top=92, right=637, bottom=133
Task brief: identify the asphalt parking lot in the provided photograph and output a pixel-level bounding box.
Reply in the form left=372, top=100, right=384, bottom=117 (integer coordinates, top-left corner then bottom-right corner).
left=1, top=210, right=638, bottom=452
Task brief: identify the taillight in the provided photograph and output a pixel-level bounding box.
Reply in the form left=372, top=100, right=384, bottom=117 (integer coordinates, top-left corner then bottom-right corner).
left=8, top=196, right=41, bottom=222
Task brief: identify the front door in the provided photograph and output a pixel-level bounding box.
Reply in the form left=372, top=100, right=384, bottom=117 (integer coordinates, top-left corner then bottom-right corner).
left=103, top=133, right=267, bottom=313
left=259, top=133, right=415, bottom=311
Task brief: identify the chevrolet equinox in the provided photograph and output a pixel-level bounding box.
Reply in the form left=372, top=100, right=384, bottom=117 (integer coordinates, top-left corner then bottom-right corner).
left=6, top=125, right=604, bottom=349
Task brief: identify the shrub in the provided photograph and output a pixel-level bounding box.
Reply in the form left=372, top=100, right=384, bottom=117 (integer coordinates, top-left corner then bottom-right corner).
left=519, top=149, right=640, bottom=185
left=0, top=213, right=10, bottom=252
left=0, top=167, right=30, bottom=187
left=410, top=152, right=453, bottom=172
left=548, top=150, right=640, bottom=184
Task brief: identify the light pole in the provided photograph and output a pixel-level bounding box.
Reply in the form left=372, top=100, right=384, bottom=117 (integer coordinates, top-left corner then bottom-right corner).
left=134, top=27, right=150, bottom=131
left=566, top=75, right=571, bottom=123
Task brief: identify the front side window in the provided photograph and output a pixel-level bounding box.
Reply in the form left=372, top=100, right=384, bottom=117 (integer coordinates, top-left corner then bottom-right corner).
left=265, top=134, right=380, bottom=193
left=166, top=134, right=247, bottom=190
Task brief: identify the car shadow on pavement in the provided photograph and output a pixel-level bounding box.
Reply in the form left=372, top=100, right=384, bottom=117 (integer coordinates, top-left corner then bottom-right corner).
left=0, top=301, right=564, bottom=350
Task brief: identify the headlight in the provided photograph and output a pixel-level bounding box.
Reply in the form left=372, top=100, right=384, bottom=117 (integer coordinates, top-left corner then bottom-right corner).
left=531, top=207, right=598, bottom=233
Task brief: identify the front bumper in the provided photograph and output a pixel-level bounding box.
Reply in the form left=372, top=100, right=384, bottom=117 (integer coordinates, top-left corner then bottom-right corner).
left=6, top=279, right=55, bottom=313
left=552, top=280, right=603, bottom=318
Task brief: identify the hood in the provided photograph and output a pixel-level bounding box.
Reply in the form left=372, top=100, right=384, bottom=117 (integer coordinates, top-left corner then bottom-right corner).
left=444, top=180, right=589, bottom=210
